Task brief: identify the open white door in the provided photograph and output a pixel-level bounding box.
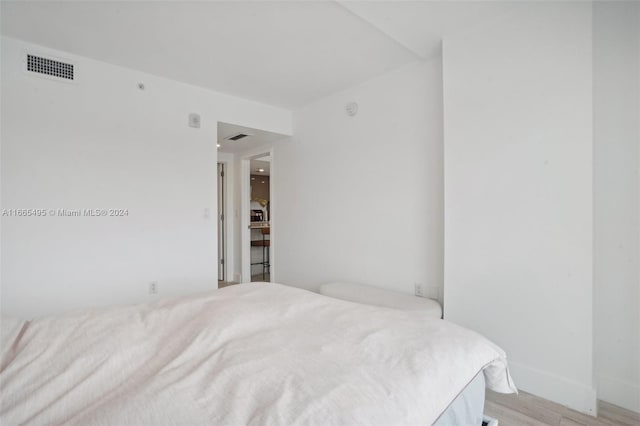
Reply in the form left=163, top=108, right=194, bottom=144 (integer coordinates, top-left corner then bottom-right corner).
left=217, top=163, right=225, bottom=281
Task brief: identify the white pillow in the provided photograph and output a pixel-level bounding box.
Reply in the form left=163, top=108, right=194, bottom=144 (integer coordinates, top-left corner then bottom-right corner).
left=319, top=282, right=442, bottom=318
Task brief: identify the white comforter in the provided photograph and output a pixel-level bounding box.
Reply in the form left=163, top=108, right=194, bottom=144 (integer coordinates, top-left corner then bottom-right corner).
left=0, top=283, right=515, bottom=425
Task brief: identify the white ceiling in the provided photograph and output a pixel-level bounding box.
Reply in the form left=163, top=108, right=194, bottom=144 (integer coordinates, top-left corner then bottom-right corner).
left=1, top=1, right=518, bottom=109
left=337, top=1, right=515, bottom=59
left=0, top=1, right=419, bottom=108
left=250, top=160, right=270, bottom=177
left=217, top=122, right=287, bottom=155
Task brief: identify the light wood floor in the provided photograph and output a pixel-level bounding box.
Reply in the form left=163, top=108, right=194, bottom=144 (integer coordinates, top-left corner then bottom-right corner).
left=251, top=273, right=270, bottom=282
left=485, top=390, right=640, bottom=426
left=218, top=275, right=270, bottom=288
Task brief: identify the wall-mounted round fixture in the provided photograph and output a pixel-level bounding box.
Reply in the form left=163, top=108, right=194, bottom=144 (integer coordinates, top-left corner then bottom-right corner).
left=138, top=83, right=145, bottom=90
left=345, top=102, right=358, bottom=117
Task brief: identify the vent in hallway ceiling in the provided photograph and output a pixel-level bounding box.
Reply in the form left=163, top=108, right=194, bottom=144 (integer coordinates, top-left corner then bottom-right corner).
left=225, top=133, right=251, bottom=141
left=27, top=54, right=74, bottom=80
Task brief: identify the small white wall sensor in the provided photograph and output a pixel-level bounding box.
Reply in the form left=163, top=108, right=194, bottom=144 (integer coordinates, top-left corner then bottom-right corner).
left=189, top=113, right=201, bottom=128
left=345, top=102, right=358, bottom=117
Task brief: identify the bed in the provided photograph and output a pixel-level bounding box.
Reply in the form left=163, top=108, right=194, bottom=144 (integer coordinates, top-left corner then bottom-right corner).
left=0, top=283, right=516, bottom=425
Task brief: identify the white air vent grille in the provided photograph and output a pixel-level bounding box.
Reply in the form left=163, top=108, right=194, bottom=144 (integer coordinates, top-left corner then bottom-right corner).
left=27, top=54, right=74, bottom=80
left=225, top=133, right=251, bottom=141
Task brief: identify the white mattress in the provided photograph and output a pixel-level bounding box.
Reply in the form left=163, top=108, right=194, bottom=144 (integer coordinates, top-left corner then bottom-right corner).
left=0, top=283, right=515, bottom=425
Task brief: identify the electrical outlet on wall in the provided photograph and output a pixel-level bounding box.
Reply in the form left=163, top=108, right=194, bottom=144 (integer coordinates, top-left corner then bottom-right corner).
left=149, top=281, right=158, bottom=294
left=414, top=282, right=425, bottom=297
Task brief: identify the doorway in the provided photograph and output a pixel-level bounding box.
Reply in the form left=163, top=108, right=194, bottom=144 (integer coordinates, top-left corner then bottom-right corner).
left=217, top=121, right=287, bottom=285
left=248, top=155, right=271, bottom=282
left=240, top=151, right=274, bottom=283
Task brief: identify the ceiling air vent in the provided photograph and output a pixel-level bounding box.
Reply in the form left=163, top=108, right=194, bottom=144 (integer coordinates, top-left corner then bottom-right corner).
left=27, top=54, right=74, bottom=80
left=225, top=133, right=251, bottom=141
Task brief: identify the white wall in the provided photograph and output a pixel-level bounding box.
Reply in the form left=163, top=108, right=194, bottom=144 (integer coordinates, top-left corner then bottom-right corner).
left=443, top=2, right=596, bottom=414
left=274, top=59, right=444, bottom=301
left=593, top=1, right=640, bottom=413
left=1, top=37, right=291, bottom=319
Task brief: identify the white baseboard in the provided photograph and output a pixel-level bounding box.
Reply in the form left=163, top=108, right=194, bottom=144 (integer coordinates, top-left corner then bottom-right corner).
left=508, top=361, right=597, bottom=416
left=597, top=373, right=640, bottom=414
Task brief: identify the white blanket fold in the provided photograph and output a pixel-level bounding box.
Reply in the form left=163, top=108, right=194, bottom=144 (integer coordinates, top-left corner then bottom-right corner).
left=0, top=283, right=515, bottom=425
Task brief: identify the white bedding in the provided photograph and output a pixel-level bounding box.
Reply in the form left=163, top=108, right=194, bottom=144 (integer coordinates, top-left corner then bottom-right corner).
left=0, top=283, right=515, bottom=425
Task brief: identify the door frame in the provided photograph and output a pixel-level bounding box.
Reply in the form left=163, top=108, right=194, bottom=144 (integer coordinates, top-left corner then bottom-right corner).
left=216, top=153, right=235, bottom=286
left=217, top=162, right=225, bottom=281
left=241, top=148, right=275, bottom=283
